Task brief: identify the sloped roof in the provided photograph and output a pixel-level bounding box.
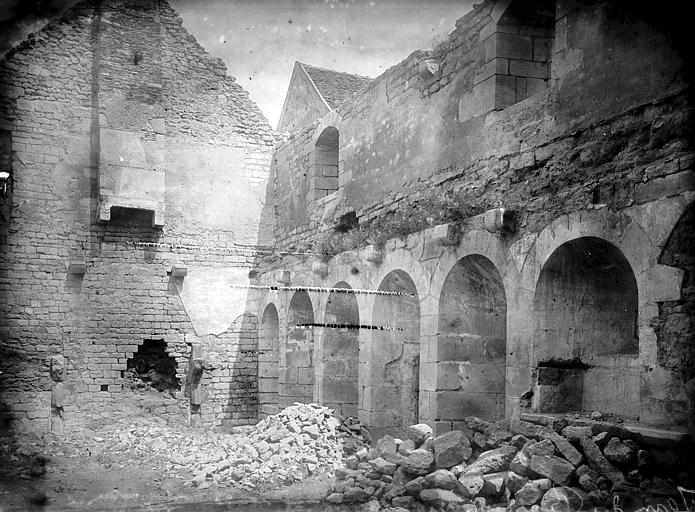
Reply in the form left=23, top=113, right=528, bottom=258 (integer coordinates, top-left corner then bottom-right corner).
left=299, top=62, right=373, bottom=109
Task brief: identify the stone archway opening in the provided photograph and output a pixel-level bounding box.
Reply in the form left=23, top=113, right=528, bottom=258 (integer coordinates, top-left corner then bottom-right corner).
left=371, top=270, right=420, bottom=439
left=322, top=282, right=359, bottom=417
left=437, top=255, right=507, bottom=427
left=281, top=291, right=314, bottom=409
left=532, top=236, right=639, bottom=418
left=259, top=304, right=280, bottom=417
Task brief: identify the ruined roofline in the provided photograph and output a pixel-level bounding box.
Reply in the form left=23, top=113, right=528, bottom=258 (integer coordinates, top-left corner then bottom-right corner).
left=297, top=61, right=374, bottom=110
left=297, top=61, right=373, bottom=83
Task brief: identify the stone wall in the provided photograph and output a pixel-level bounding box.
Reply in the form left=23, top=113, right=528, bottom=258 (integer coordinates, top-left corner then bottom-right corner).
left=262, top=0, right=694, bottom=432
left=0, top=0, right=274, bottom=432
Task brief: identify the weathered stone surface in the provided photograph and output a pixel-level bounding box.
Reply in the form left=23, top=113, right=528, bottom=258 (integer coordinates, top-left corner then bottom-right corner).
left=464, top=445, right=517, bottom=475
left=529, top=455, right=575, bottom=485
left=515, top=480, right=548, bottom=506
left=510, top=420, right=548, bottom=439
left=603, top=437, right=634, bottom=465
left=344, top=486, right=372, bottom=503
left=405, top=476, right=426, bottom=495
left=480, top=471, right=507, bottom=497
left=398, top=439, right=415, bottom=455
left=407, top=424, right=433, bottom=447
left=458, top=474, right=485, bottom=498
left=419, top=488, right=465, bottom=508
left=511, top=434, right=529, bottom=449
left=546, top=431, right=583, bottom=467
left=472, top=431, right=488, bottom=449
left=579, top=436, right=625, bottom=484
left=377, top=435, right=398, bottom=457
left=403, top=449, right=435, bottom=475
left=562, top=426, right=593, bottom=441
left=505, top=471, right=528, bottom=494
left=434, top=430, right=472, bottom=469
left=370, top=457, right=397, bottom=475
left=486, top=428, right=513, bottom=447
left=525, top=439, right=556, bottom=457
left=465, top=416, right=493, bottom=433
left=391, top=495, right=415, bottom=509
left=383, top=483, right=406, bottom=500
left=578, top=473, right=599, bottom=492
left=424, top=469, right=459, bottom=490
left=384, top=452, right=407, bottom=467
left=541, top=486, right=587, bottom=511
left=325, top=492, right=344, bottom=504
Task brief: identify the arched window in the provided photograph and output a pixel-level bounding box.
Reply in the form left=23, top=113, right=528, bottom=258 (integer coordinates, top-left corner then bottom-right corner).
left=487, top=0, right=555, bottom=108
left=311, top=126, right=339, bottom=201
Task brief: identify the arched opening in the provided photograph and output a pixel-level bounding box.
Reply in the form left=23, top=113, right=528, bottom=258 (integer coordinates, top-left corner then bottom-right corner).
left=281, top=291, right=314, bottom=409
left=311, top=126, right=339, bottom=201
left=322, top=282, right=359, bottom=417
left=371, top=270, right=420, bottom=439
left=532, top=236, right=639, bottom=418
left=259, top=304, right=280, bottom=417
left=489, top=0, right=556, bottom=109
left=437, top=255, right=507, bottom=426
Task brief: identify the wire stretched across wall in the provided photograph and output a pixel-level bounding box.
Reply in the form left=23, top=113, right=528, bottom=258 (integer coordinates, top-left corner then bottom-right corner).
left=229, top=283, right=416, bottom=297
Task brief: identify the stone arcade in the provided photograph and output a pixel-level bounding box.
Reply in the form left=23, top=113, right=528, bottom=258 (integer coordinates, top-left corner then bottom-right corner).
left=0, top=0, right=693, bottom=469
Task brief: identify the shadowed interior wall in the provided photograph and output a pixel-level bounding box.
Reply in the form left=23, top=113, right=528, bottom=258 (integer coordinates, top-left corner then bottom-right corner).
left=533, top=236, right=639, bottom=417
left=259, top=304, right=279, bottom=417
left=371, top=270, right=420, bottom=439
left=322, top=282, right=359, bottom=417
left=437, top=255, right=507, bottom=424
left=280, top=291, right=314, bottom=408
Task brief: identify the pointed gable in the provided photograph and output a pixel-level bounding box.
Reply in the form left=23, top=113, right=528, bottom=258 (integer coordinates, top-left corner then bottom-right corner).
left=277, top=61, right=372, bottom=133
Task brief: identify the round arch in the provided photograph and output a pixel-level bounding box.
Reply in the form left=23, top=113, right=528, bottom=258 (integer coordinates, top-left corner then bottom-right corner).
left=321, top=282, right=360, bottom=417
left=280, top=290, right=315, bottom=408
left=532, top=236, right=638, bottom=418
left=371, top=270, right=421, bottom=439
left=436, top=254, right=507, bottom=425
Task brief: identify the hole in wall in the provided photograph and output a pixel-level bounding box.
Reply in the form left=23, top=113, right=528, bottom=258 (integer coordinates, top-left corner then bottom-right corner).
left=124, top=339, right=179, bottom=393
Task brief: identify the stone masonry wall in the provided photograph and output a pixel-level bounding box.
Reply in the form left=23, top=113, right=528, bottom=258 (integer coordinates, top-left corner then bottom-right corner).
left=265, top=0, right=695, bottom=430
left=0, top=0, right=274, bottom=432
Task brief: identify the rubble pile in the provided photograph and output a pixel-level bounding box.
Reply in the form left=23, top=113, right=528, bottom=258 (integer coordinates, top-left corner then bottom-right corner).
left=326, top=417, right=688, bottom=512
left=184, top=402, right=369, bottom=490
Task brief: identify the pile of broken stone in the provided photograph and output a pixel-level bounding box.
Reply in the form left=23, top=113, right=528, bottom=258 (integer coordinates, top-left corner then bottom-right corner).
left=325, top=416, right=682, bottom=512
left=185, top=402, right=369, bottom=491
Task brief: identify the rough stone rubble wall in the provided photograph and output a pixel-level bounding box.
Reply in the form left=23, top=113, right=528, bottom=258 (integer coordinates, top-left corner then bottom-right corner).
left=0, top=0, right=274, bottom=431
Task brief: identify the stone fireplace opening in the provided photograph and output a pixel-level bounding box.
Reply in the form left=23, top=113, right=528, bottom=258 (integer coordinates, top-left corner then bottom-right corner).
left=532, top=237, right=639, bottom=418
left=124, top=339, right=180, bottom=393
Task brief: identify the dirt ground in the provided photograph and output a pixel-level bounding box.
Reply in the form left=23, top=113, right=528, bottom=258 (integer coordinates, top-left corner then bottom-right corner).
left=0, top=443, right=335, bottom=511
left=0, top=388, right=345, bottom=512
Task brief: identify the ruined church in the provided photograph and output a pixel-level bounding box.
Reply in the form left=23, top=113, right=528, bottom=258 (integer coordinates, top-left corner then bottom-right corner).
left=0, top=0, right=693, bottom=457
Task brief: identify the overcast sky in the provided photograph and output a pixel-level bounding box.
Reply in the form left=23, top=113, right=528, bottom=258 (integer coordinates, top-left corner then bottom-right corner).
left=1, top=0, right=473, bottom=128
